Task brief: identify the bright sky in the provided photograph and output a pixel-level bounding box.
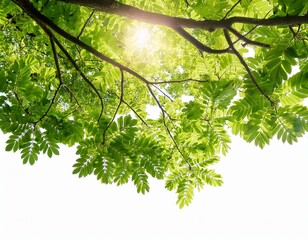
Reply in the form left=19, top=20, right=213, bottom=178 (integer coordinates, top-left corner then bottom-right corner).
left=0, top=131, right=307, bottom=240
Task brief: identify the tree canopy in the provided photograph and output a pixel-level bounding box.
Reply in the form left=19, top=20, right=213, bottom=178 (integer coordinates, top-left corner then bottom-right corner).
left=0, top=0, right=307, bottom=207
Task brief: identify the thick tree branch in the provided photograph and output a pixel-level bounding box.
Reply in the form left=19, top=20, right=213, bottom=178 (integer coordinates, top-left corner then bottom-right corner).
left=173, top=27, right=231, bottom=54
left=12, top=0, right=150, bottom=85
left=230, top=11, right=271, bottom=46
left=59, top=0, right=217, bottom=30
left=227, top=15, right=308, bottom=27
left=59, top=0, right=308, bottom=29
left=58, top=0, right=307, bottom=57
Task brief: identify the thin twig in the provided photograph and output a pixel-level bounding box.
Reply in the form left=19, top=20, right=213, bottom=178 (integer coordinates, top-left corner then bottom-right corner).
left=289, top=25, right=297, bottom=38
left=228, top=27, right=270, bottom=48
left=122, top=100, right=148, bottom=126
left=149, top=78, right=209, bottom=84
left=39, top=0, right=50, bottom=12
left=32, top=26, right=81, bottom=124
left=153, top=85, right=174, bottom=102
left=34, top=34, right=62, bottom=124
left=147, top=84, right=192, bottom=169
left=77, top=10, right=94, bottom=39
left=223, top=0, right=241, bottom=19
left=13, top=91, right=30, bottom=115
left=184, top=0, right=190, bottom=8
left=53, top=37, right=105, bottom=122
left=102, top=70, right=124, bottom=144
left=62, top=84, right=82, bottom=108
left=35, top=85, right=62, bottom=124
left=223, top=29, right=274, bottom=105
left=231, top=10, right=271, bottom=46
left=50, top=35, right=63, bottom=84
left=108, top=90, right=148, bottom=126
left=59, top=106, right=81, bottom=121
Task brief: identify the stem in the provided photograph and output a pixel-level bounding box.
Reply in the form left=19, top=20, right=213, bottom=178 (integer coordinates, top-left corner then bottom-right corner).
left=54, top=37, right=105, bottom=122
left=34, top=33, right=62, bottom=124
left=77, top=10, right=94, bottom=39
left=147, top=85, right=192, bottom=169
left=102, top=70, right=124, bottom=144
left=228, top=27, right=270, bottom=48
left=223, top=29, right=274, bottom=105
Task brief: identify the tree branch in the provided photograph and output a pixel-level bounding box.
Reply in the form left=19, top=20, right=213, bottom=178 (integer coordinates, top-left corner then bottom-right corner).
left=149, top=78, right=209, bottom=84
left=102, top=69, right=124, bottom=144
left=41, top=24, right=82, bottom=114
left=153, top=85, right=174, bottom=102
left=12, top=0, right=150, bottom=85
left=77, top=10, right=94, bottom=39
left=13, top=90, right=30, bottom=115
left=223, top=0, right=241, bottom=19
left=173, top=27, right=231, bottom=54
left=227, top=15, right=308, bottom=27
left=62, top=84, right=82, bottom=108
left=223, top=29, right=274, bottom=105
left=59, top=0, right=308, bottom=29
left=34, top=34, right=62, bottom=125
left=229, top=10, right=271, bottom=46
left=109, top=91, right=148, bottom=127
left=24, top=24, right=82, bottom=124
left=147, top=84, right=192, bottom=169
left=53, top=37, right=105, bottom=122
left=228, top=27, right=270, bottom=48
left=122, top=100, right=148, bottom=126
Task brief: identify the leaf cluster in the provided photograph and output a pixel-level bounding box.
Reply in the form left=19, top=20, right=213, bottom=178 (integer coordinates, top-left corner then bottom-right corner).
left=0, top=0, right=307, bottom=207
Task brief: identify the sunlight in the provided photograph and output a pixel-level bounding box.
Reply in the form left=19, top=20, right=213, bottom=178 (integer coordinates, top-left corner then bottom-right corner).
left=134, top=27, right=150, bottom=48
left=243, top=46, right=255, bottom=58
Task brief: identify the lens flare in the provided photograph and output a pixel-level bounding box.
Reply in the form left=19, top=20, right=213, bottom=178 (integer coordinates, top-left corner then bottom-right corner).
left=135, top=27, right=150, bottom=48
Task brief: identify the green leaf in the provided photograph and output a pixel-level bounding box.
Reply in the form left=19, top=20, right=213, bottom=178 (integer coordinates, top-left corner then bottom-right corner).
left=132, top=169, right=150, bottom=194
left=176, top=179, right=194, bottom=209
left=182, top=101, right=203, bottom=120
left=114, top=166, right=130, bottom=186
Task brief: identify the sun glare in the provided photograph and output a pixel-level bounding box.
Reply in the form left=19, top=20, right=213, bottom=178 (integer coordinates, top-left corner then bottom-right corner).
left=134, top=27, right=150, bottom=48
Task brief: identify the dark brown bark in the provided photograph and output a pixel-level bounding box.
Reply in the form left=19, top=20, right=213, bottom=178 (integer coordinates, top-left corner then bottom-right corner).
left=59, top=0, right=308, bottom=30
left=59, top=0, right=217, bottom=30
left=12, top=0, right=150, bottom=84
left=11, top=0, right=305, bottom=105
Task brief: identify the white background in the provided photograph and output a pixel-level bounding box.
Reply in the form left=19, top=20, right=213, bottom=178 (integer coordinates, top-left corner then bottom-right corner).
left=0, top=133, right=307, bottom=240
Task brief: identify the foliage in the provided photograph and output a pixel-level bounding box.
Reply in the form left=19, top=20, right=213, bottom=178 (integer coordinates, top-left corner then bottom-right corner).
left=0, top=0, right=307, bottom=207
